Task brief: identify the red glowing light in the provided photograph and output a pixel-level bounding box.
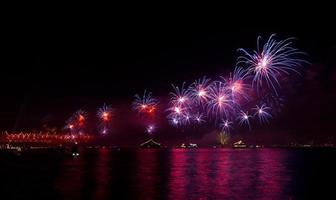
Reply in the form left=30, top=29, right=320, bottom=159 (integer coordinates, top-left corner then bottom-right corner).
left=102, top=112, right=109, bottom=121
left=3, top=132, right=94, bottom=144
left=79, top=115, right=85, bottom=122
left=78, top=114, right=85, bottom=126
left=147, top=106, right=156, bottom=113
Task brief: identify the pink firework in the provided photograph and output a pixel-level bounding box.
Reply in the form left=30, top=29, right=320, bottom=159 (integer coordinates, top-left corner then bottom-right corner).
left=206, top=81, right=234, bottom=121
left=220, top=119, right=233, bottom=132
left=194, top=112, right=205, bottom=124
left=97, top=104, right=113, bottom=135
left=188, top=76, right=211, bottom=105
left=224, top=67, right=250, bottom=103
left=170, top=82, right=192, bottom=107
left=238, top=110, right=251, bottom=130
left=132, top=90, right=159, bottom=115
left=253, top=104, right=272, bottom=124
left=146, top=124, right=155, bottom=135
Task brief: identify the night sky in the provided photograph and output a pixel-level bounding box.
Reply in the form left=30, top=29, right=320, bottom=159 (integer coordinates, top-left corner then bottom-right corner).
left=2, top=14, right=336, bottom=145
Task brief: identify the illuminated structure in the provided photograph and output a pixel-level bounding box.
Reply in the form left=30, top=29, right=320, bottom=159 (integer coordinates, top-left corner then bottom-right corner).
left=233, top=140, right=247, bottom=148
left=139, top=139, right=161, bottom=148
left=1, top=132, right=94, bottom=145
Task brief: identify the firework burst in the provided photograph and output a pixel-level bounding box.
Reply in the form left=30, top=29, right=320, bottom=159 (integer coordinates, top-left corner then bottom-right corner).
left=253, top=104, right=272, bottom=124
left=237, top=34, right=307, bottom=94
left=188, top=76, right=211, bottom=105
left=170, top=82, right=192, bottom=107
left=132, top=90, right=159, bottom=115
left=206, top=81, right=234, bottom=121
left=194, top=112, right=205, bottom=124
left=224, top=67, right=250, bottom=103
left=65, top=109, right=88, bottom=135
left=75, top=109, right=87, bottom=127
left=238, top=110, right=251, bottom=130
left=220, top=119, right=233, bottom=132
left=97, top=104, right=113, bottom=135
left=169, top=117, right=180, bottom=127
left=146, top=124, right=155, bottom=135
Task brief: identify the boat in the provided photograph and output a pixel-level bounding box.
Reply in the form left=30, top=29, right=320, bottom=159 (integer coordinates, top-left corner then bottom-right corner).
left=187, top=143, right=198, bottom=148
left=71, top=144, right=80, bottom=157
left=233, top=140, right=247, bottom=148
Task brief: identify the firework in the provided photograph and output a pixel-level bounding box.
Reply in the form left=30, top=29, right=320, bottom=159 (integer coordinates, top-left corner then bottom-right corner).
left=238, top=110, right=251, bottom=129
left=167, top=106, right=191, bottom=127
left=220, top=119, right=232, bottom=132
left=206, top=81, right=234, bottom=121
left=167, top=82, right=193, bottom=127
left=169, top=117, right=180, bottom=126
left=97, top=104, right=113, bottom=135
left=182, top=113, right=192, bottom=125
left=224, top=67, right=250, bottom=103
left=170, top=82, right=191, bottom=107
left=65, top=109, right=88, bottom=135
left=132, top=90, right=158, bottom=115
left=141, top=34, right=307, bottom=133
left=97, top=104, right=113, bottom=121
left=237, top=34, right=307, bottom=94
left=65, top=117, right=75, bottom=133
left=253, top=104, right=272, bottom=124
left=75, top=109, right=87, bottom=128
left=146, top=124, right=155, bottom=134
left=194, top=112, right=205, bottom=124
left=218, top=131, right=230, bottom=146
left=188, top=76, right=211, bottom=105
left=167, top=105, right=185, bottom=119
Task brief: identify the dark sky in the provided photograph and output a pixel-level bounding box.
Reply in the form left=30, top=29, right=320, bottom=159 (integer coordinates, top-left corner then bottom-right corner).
left=1, top=13, right=336, bottom=145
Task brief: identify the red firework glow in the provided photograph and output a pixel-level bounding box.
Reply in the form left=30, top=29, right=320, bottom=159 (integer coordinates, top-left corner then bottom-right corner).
left=138, top=104, right=157, bottom=115
left=102, top=112, right=110, bottom=121
left=2, top=132, right=94, bottom=144
left=78, top=114, right=85, bottom=126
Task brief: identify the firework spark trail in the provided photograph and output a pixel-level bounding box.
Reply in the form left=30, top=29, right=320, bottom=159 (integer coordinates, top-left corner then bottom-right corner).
left=237, top=34, right=307, bottom=95
left=220, top=119, right=232, bottom=133
left=194, top=112, right=205, bottom=124
left=97, top=104, right=113, bottom=135
left=166, top=82, right=194, bottom=126
left=59, top=34, right=306, bottom=136
left=206, top=81, right=235, bottom=122
left=65, top=109, right=88, bottom=135
left=132, top=90, right=160, bottom=135
left=223, top=67, right=250, bottom=104
left=238, top=110, right=252, bottom=130
left=132, top=90, right=159, bottom=115
left=146, top=124, right=155, bottom=134
left=170, top=82, right=192, bottom=107
left=188, top=76, right=211, bottom=105
left=140, top=34, right=307, bottom=134
left=253, top=104, right=272, bottom=124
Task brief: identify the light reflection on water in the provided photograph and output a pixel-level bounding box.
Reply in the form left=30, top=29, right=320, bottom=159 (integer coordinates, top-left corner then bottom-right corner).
left=1, top=148, right=335, bottom=199
left=167, top=149, right=290, bottom=199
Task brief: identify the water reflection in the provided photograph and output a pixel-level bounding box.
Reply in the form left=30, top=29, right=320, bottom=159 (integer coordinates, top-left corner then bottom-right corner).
left=92, top=148, right=111, bottom=199
left=51, top=148, right=321, bottom=200
left=168, top=149, right=292, bottom=200
left=55, top=152, right=86, bottom=199
left=135, top=149, right=160, bottom=200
